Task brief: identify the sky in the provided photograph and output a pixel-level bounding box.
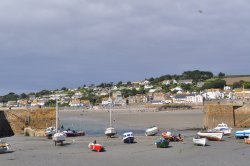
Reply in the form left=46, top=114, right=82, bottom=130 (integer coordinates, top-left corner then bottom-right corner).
left=0, top=0, right=250, bottom=95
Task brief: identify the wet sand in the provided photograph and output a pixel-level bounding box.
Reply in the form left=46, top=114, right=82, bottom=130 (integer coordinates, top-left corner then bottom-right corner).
left=1, top=109, right=250, bottom=166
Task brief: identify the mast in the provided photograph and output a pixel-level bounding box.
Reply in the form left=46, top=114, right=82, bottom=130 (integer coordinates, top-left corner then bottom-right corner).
left=56, top=99, right=58, bottom=133
left=109, top=88, right=112, bottom=127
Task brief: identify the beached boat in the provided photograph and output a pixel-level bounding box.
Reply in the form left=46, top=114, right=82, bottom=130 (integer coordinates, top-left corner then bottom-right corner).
left=193, top=135, right=208, bottom=146
left=52, top=100, right=66, bottom=146
left=161, top=132, right=183, bottom=142
left=235, top=129, right=250, bottom=139
left=244, top=134, right=250, bottom=144
left=122, top=132, right=134, bottom=143
left=145, top=126, right=159, bottom=136
left=0, top=139, right=10, bottom=153
left=105, top=91, right=117, bottom=137
left=45, top=126, right=56, bottom=139
left=63, top=129, right=85, bottom=137
left=212, top=122, right=232, bottom=136
left=88, top=142, right=104, bottom=152
left=197, top=131, right=223, bottom=141
left=155, top=138, right=170, bottom=148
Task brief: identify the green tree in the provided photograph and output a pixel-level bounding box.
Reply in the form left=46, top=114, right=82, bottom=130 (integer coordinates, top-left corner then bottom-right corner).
left=202, top=79, right=226, bottom=89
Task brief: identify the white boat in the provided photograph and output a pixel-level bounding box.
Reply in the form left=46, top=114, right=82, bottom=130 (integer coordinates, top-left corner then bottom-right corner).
left=197, top=131, right=223, bottom=141
left=193, top=135, right=208, bottom=146
left=213, top=122, right=232, bottom=136
left=52, top=99, right=66, bottom=146
left=122, top=132, right=134, bottom=143
left=105, top=90, right=117, bottom=137
left=0, top=139, right=11, bottom=153
left=45, top=126, right=56, bottom=139
left=145, top=126, right=159, bottom=136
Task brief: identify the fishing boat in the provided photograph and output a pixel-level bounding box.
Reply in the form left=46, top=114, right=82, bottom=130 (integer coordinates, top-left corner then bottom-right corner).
left=197, top=131, right=223, bottom=141
left=52, top=99, right=66, bottom=146
left=88, top=141, right=104, bottom=152
left=145, top=126, right=159, bottom=136
left=235, top=129, right=250, bottom=139
left=212, top=122, right=232, bottom=136
left=244, top=134, right=250, bottom=144
left=122, top=132, right=134, bottom=143
left=45, top=126, right=56, bottom=139
left=104, top=90, right=117, bottom=137
left=0, top=139, right=10, bottom=153
left=155, top=138, right=170, bottom=148
left=193, top=135, right=208, bottom=146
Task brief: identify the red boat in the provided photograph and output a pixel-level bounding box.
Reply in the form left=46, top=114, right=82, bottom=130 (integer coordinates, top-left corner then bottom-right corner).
left=88, top=142, right=104, bottom=152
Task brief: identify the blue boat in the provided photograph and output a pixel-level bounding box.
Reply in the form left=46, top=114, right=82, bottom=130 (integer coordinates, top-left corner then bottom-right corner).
left=235, top=129, right=250, bottom=139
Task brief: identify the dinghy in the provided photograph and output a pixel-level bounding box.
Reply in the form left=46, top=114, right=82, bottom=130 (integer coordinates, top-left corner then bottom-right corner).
left=244, top=134, right=250, bottom=144
left=235, top=129, right=250, bottom=139
left=197, top=131, right=223, bottom=141
left=155, top=138, right=170, bottom=148
left=145, top=126, right=159, bottom=136
left=88, top=141, right=104, bottom=152
left=193, top=135, right=208, bottom=146
left=0, top=139, right=10, bottom=153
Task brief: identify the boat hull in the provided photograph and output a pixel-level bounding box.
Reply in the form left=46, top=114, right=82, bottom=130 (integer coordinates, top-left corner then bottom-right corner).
left=145, top=127, right=159, bottom=136
left=193, top=137, right=208, bottom=146
left=235, top=129, right=250, bottom=139
left=105, top=127, right=117, bottom=137
left=0, top=143, right=10, bottom=153
left=88, top=143, right=104, bottom=152
left=197, top=131, right=223, bottom=141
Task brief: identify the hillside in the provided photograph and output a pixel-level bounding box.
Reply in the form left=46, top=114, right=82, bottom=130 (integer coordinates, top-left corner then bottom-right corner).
left=223, top=76, right=250, bottom=86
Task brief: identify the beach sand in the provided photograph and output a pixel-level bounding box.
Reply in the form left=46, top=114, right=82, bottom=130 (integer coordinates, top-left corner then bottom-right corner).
left=1, top=109, right=250, bottom=166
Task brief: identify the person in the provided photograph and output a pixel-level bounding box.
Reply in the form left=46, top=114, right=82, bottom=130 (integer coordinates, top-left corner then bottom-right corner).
left=177, top=134, right=183, bottom=141
left=93, top=140, right=96, bottom=144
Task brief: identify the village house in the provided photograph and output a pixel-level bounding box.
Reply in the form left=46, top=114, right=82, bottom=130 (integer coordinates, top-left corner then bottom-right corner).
left=69, top=98, right=84, bottom=107
left=162, top=80, right=171, bottom=85
left=202, top=89, right=224, bottom=100
left=178, top=79, right=193, bottom=84
left=234, top=89, right=250, bottom=99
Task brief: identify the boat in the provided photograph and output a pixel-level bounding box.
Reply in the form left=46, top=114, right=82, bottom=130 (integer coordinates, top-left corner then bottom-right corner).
left=162, top=131, right=183, bottom=142
left=104, top=90, right=117, bottom=137
left=244, top=134, right=250, bottom=144
left=0, top=139, right=10, bottom=153
left=155, top=138, right=170, bottom=148
left=193, top=135, right=208, bottom=146
left=212, top=122, right=232, bottom=136
left=197, top=131, right=223, bottom=141
left=52, top=99, right=66, bottom=146
left=88, top=141, right=104, bottom=152
left=122, top=132, right=134, bottom=143
left=63, top=129, right=85, bottom=137
left=235, top=129, right=250, bottom=139
left=145, top=126, right=159, bottom=136
left=45, top=126, right=56, bottom=139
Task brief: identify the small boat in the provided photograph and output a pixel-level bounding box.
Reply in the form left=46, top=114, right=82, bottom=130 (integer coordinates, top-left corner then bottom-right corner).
left=212, top=122, right=232, bottom=136
left=155, top=138, right=170, bottom=148
left=45, top=127, right=56, bottom=139
left=122, top=132, right=134, bottom=144
left=88, top=142, right=104, bottom=152
left=145, top=126, right=159, bottom=136
left=193, top=135, right=208, bottom=146
left=162, top=132, right=183, bottom=142
left=244, top=134, right=250, bottom=144
left=235, top=129, right=250, bottom=139
left=63, top=129, right=85, bottom=137
left=197, top=131, right=223, bottom=141
left=0, top=140, right=11, bottom=153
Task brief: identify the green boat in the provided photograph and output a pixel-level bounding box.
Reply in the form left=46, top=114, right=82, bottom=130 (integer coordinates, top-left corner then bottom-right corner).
left=155, top=138, right=170, bottom=148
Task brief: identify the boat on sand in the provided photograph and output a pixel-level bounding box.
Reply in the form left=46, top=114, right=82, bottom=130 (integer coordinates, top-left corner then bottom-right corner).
left=244, top=134, right=250, bottom=144
left=193, top=135, right=208, bottom=146
left=122, top=132, right=134, bottom=144
left=0, top=139, right=11, bottom=153
left=197, top=131, right=223, bottom=141
left=155, top=138, right=170, bottom=148
left=145, top=126, right=159, bottom=136
left=211, top=122, right=232, bottom=136
left=88, top=141, right=104, bottom=152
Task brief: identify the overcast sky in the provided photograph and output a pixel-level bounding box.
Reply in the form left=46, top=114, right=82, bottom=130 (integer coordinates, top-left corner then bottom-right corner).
left=0, top=0, right=250, bottom=95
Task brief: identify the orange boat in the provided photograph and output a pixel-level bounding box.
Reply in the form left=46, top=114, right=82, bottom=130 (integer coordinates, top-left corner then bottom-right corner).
left=245, top=135, right=250, bottom=144
left=88, top=142, right=104, bottom=152
left=162, top=132, right=183, bottom=141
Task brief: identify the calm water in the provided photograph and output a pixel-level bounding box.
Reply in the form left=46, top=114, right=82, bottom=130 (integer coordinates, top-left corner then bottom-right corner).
left=60, top=112, right=145, bottom=136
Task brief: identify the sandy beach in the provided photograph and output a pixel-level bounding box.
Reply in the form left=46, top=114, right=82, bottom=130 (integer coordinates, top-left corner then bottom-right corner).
left=1, top=109, right=250, bottom=166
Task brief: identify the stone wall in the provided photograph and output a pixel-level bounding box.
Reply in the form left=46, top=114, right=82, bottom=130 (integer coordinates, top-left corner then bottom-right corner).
left=0, top=108, right=56, bottom=136
left=203, top=104, right=250, bottom=128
